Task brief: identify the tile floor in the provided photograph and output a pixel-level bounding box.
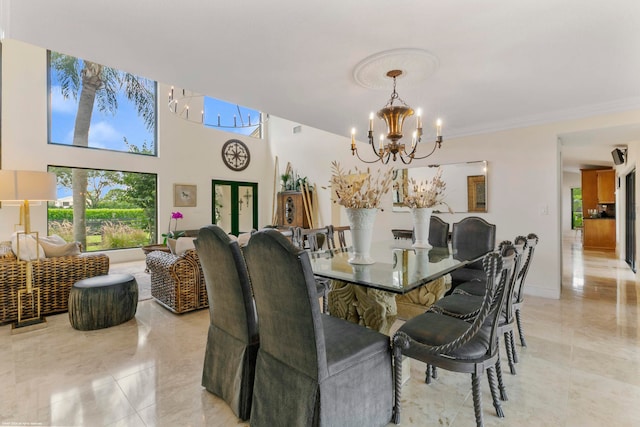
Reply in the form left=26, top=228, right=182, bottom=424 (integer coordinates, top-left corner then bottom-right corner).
left=1, top=235, right=638, bottom=426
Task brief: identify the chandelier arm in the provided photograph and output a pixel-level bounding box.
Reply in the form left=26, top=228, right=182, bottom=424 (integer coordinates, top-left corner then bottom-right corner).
left=411, top=139, right=442, bottom=160
left=398, top=153, right=414, bottom=165
left=352, top=147, right=384, bottom=164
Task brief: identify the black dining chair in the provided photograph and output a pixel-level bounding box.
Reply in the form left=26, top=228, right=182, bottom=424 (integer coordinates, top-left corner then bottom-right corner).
left=428, top=215, right=450, bottom=247
left=453, top=233, right=538, bottom=348
left=449, top=216, right=496, bottom=290
left=429, top=238, right=526, bottom=376
left=194, top=225, right=259, bottom=421
left=244, top=229, right=394, bottom=426
left=392, top=246, right=516, bottom=427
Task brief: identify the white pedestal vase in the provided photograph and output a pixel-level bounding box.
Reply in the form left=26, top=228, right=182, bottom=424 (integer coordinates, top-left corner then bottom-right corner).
left=411, top=207, right=433, bottom=249
left=345, top=207, right=378, bottom=264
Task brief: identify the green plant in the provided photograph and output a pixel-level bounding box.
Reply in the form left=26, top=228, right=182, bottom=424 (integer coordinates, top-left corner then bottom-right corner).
left=101, top=221, right=149, bottom=249
left=48, top=220, right=75, bottom=242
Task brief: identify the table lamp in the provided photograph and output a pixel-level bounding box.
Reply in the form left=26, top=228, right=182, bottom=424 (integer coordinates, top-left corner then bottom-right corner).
left=0, top=170, right=57, bottom=327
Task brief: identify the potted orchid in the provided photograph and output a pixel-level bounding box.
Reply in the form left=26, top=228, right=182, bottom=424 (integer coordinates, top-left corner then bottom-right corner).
left=162, top=211, right=185, bottom=244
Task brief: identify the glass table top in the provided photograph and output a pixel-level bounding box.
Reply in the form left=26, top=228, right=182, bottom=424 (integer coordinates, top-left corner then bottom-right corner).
left=309, top=239, right=486, bottom=294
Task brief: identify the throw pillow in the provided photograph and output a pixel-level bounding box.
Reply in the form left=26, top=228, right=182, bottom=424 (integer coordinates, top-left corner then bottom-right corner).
left=174, top=237, right=197, bottom=256
left=11, top=232, right=46, bottom=261
left=39, top=235, right=81, bottom=257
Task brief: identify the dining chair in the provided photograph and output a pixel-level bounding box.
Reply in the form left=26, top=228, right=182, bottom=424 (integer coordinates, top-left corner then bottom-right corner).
left=512, top=233, right=538, bottom=347
left=428, top=215, right=450, bottom=247
left=449, top=216, right=496, bottom=290
left=453, top=233, right=538, bottom=347
left=392, top=246, right=516, bottom=427
left=243, top=229, right=394, bottom=427
left=292, top=226, right=334, bottom=313
left=329, top=224, right=350, bottom=251
left=429, top=238, right=526, bottom=376
left=193, top=225, right=259, bottom=421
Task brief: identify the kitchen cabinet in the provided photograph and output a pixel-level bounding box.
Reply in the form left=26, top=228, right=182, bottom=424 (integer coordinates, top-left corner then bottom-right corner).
left=581, top=168, right=616, bottom=251
left=597, top=169, right=615, bottom=203
left=581, top=169, right=599, bottom=217
left=583, top=219, right=616, bottom=250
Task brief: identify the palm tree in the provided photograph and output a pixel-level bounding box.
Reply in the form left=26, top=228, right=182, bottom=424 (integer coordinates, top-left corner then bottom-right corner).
left=50, top=52, right=155, bottom=249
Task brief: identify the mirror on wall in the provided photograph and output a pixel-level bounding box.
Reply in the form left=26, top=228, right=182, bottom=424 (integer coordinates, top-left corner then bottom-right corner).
left=392, top=160, right=488, bottom=213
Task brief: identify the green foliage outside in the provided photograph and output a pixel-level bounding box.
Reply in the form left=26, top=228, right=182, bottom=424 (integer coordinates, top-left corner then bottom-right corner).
left=48, top=208, right=147, bottom=222
left=49, top=217, right=152, bottom=251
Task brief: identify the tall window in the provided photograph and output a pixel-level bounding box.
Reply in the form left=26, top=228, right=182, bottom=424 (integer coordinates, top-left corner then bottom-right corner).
left=571, top=188, right=583, bottom=229
left=48, top=51, right=157, bottom=154
left=48, top=165, right=157, bottom=252
left=203, top=97, right=263, bottom=138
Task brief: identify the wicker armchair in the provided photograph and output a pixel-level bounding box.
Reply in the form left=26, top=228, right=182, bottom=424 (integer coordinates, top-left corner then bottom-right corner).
left=145, top=249, right=208, bottom=313
left=0, top=242, right=110, bottom=324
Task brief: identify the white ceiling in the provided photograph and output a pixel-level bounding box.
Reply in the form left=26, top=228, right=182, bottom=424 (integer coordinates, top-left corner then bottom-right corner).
left=2, top=0, right=640, bottom=168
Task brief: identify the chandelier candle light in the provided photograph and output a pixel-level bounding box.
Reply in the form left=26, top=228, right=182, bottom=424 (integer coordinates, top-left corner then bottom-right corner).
left=351, top=69, right=443, bottom=164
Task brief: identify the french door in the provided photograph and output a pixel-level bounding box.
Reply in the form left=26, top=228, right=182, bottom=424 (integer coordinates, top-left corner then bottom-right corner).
left=625, top=170, right=635, bottom=272
left=212, top=180, right=258, bottom=236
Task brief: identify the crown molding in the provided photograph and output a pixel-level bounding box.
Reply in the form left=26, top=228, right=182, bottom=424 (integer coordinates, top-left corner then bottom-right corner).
left=448, top=97, right=640, bottom=139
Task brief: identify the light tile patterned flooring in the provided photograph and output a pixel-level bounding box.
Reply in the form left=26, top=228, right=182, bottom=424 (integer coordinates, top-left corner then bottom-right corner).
left=1, top=234, right=638, bottom=426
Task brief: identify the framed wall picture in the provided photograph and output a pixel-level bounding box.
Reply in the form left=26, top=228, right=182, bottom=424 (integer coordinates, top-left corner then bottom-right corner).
left=467, top=175, right=487, bottom=212
left=174, top=184, right=197, bottom=207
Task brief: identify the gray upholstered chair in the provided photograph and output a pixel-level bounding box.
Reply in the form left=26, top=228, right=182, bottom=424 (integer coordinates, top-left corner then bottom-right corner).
left=449, top=216, right=496, bottom=288
left=243, top=229, right=394, bottom=427
left=428, top=215, right=450, bottom=247
left=194, top=225, right=259, bottom=421
left=392, top=247, right=516, bottom=427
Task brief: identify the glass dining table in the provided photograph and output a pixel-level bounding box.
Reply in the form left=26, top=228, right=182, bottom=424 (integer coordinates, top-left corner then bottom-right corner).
left=309, top=239, right=486, bottom=333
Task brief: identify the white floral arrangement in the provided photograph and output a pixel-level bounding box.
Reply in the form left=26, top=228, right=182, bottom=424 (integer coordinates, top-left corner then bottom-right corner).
left=403, top=168, right=452, bottom=212
left=330, top=161, right=394, bottom=209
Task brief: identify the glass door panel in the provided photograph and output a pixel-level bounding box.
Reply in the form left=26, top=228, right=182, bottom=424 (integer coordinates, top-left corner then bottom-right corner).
left=212, top=180, right=258, bottom=236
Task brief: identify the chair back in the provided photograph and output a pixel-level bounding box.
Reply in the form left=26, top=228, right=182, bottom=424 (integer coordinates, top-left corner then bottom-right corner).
left=331, top=225, right=350, bottom=251
left=194, top=225, right=258, bottom=344
left=291, top=226, right=332, bottom=251
left=498, top=238, right=526, bottom=326
left=451, top=216, right=496, bottom=268
left=243, top=229, right=328, bottom=380
left=513, top=233, right=538, bottom=304
left=483, top=244, right=517, bottom=357
left=429, top=216, right=449, bottom=247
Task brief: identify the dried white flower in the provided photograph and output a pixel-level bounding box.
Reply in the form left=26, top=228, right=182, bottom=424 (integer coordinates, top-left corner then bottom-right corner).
left=402, top=168, right=452, bottom=212
left=330, top=161, right=394, bottom=209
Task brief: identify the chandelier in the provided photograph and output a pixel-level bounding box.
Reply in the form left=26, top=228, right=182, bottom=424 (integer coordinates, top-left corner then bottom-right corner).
left=350, top=70, right=443, bottom=164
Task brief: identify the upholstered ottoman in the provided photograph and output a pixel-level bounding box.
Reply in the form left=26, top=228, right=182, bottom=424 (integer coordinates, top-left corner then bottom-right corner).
left=69, top=273, right=138, bottom=330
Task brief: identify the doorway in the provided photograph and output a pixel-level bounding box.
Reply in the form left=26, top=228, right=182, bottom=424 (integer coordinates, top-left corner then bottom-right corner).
left=625, top=170, right=636, bottom=272
left=212, top=180, right=258, bottom=235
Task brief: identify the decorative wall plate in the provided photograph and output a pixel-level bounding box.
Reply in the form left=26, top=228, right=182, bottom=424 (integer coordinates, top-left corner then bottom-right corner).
left=221, top=139, right=250, bottom=171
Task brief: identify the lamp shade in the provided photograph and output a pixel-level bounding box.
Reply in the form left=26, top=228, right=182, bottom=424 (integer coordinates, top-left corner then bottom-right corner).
left=0, top=170, right=57, bottom=201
